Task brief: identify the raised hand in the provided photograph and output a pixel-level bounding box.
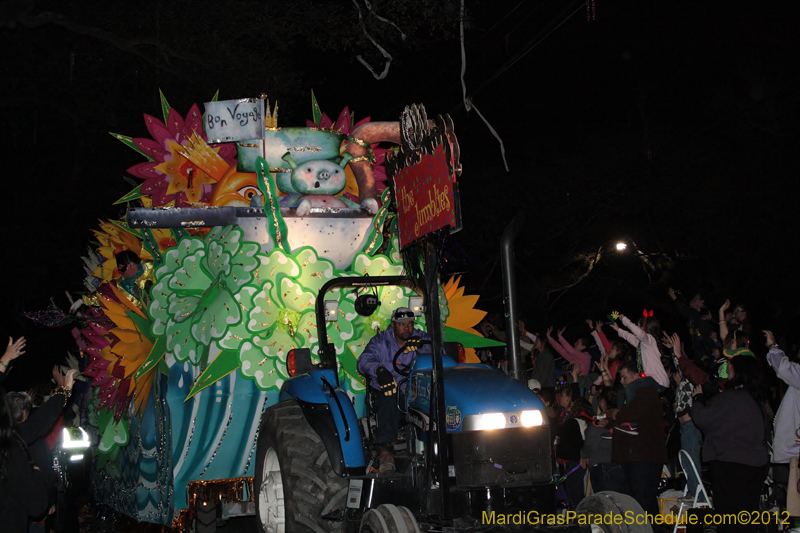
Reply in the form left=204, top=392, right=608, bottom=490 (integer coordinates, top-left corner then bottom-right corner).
left=720, top=299, right=731, bottom=315
left=63, top=369, right=78, bottom=390
left=668, top=287, right=678, bottom=300
left=764, top=330, right=777, bottom=348
left=661, top=332, right=673, bottom=349
left=585, top=319, right=594, bottom=330
left=3, top=336, right=26, bottom=361
left=670, top=333, right=684, bottom=358
left=557, top=327, right=566, bottom=337
left=53, top=365, right=65, bottom=387
left=546, top=326, right=554, bottom=339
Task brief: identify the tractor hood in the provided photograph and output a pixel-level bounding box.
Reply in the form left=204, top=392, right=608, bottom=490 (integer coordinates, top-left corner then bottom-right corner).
left=407, top=360, right=546, bottom=433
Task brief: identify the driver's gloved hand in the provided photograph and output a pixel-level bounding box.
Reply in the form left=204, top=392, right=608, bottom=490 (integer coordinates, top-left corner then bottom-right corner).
left=403, top=336, right=423, bottom=353
left=376, top=366, right=397, bottom=397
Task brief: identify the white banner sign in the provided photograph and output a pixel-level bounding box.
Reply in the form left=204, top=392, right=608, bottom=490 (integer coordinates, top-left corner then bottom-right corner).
left=203, top=98, right=265, bottom=143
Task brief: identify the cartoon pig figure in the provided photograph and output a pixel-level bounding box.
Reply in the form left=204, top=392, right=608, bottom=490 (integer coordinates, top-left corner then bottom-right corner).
left=280, top=152, right=378, bottom=215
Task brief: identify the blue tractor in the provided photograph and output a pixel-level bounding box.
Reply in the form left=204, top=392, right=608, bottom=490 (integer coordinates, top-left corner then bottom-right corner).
left=253, top=275, right=555, bottom=532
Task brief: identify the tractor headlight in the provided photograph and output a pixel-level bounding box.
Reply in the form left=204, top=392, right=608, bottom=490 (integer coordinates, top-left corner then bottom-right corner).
left=462, top=410, right=546, bottom=431
left=470, top=413, right=506, bottom=431
left=520, top=410, right=544, bottom=427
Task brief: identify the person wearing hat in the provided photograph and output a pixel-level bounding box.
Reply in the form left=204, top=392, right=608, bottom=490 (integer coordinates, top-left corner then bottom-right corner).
left=357, top=307, right=430, bottom=473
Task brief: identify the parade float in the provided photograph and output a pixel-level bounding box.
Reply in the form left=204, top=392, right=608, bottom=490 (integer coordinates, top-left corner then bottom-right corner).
left=65, top=91, right=500, bottom=529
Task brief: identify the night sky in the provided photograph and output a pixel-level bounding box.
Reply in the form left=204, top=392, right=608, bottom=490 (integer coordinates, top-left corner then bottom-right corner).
left=1, top=0, right=798, bottom=389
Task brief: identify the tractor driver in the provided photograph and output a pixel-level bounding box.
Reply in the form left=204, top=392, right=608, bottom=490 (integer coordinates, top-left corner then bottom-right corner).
left=357, top=306, right=430, bottom=474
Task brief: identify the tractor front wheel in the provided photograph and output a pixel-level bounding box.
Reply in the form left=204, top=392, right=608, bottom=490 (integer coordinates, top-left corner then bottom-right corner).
left=359, top=504, right=420, bottom=533
left=255, top=400, right=348, bottom=533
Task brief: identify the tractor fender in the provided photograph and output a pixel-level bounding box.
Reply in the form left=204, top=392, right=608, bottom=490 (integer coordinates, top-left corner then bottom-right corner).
left=279, top=371, right=366, bottom=476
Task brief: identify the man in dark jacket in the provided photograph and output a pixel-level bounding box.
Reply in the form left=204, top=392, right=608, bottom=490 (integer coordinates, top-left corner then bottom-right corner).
left=607, top=361, right=668, bottom=515
left=357, top=307, right=429, bottom=473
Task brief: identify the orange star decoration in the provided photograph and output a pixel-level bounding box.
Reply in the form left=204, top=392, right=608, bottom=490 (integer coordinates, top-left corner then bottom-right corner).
left=155, top=133, right=232, bottom=205
left=443, top=276, right=487, bottom=363
left=100, top=284, right=163, bottom=416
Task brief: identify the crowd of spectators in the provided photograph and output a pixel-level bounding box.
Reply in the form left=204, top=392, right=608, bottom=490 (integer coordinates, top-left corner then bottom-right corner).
left=477, top=288, right=798, bottom=532
left=0, top=336, right=79, bottom=533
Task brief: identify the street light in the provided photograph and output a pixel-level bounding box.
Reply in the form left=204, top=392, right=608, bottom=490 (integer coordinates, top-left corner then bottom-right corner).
left=615, top=242, right=628, bottom=251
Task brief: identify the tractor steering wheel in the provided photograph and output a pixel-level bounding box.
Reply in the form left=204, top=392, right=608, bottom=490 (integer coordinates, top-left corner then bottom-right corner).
left=392, top=337, right=431, bottom=377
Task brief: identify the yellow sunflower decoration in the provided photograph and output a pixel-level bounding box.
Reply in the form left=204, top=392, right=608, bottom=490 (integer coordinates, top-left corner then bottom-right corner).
left=443, top=276, right=500, bottom=363
left=100, top=284, right=164, bottom=416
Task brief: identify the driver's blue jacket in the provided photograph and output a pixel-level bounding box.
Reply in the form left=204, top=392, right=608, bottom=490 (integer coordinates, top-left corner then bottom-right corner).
left=357, top=327, right=430, bottom=391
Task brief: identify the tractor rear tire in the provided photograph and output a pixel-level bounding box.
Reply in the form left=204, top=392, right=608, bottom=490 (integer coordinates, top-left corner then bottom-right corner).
left=255, top=400, right=348, bottom=533
left=574, top=491, right=652, bottom=533
left=359, top=505, right=420, bottom=533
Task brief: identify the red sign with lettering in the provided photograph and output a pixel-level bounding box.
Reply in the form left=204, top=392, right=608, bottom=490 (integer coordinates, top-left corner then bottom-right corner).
left=394, top=144, right=457, bottom=249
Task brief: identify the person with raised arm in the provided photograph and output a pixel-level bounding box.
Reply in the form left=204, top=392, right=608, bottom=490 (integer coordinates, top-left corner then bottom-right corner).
left=609, top=312, right=669, bottom=389
left=546, top=326, right=591, bottom=376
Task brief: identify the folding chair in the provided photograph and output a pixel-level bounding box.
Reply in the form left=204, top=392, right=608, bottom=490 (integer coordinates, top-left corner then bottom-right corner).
left=673, top=449, right=712, bottom=533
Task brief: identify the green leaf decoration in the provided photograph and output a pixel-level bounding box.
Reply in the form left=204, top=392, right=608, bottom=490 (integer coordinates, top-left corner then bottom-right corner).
left=110, top=219, right=141, bottom=239
left=311, top=90, right=322, bottom=127
left=171, top=228, right=191, bottom=243
left=362, top=189, right=392, bottom=256
left=341, top=344, right=366, bottom=391
left=125, top=308, right=156, bottom=344
left=185, top=348, right=241, bottom=400
left=109, top=132, right=154, bottom=162
left=140, top=227, right=164, bottom=267
left=388, top=217, right=402, bottom=263
left=211, top=89, right=220, bottom=102
left=444, top=326, right=505, bottom=348
left=97, top=409, right=129, bottom=454
left=133, top=336, right=167, bottom=380
left=113, top=185, right=145, bottom=205
left=159, top=89, right=171, bottom=123
left=256, top=157, right=290, bottom=253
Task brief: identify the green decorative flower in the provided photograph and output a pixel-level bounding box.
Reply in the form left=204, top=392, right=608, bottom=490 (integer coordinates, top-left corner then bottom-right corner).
left=147, top=225, right=260, bottom=364
left=236, top=249, right=324, bottom=389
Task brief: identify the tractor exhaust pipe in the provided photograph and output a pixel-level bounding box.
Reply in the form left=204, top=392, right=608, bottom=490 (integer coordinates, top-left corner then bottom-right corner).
left=501, top=211, right=525, bottom=382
